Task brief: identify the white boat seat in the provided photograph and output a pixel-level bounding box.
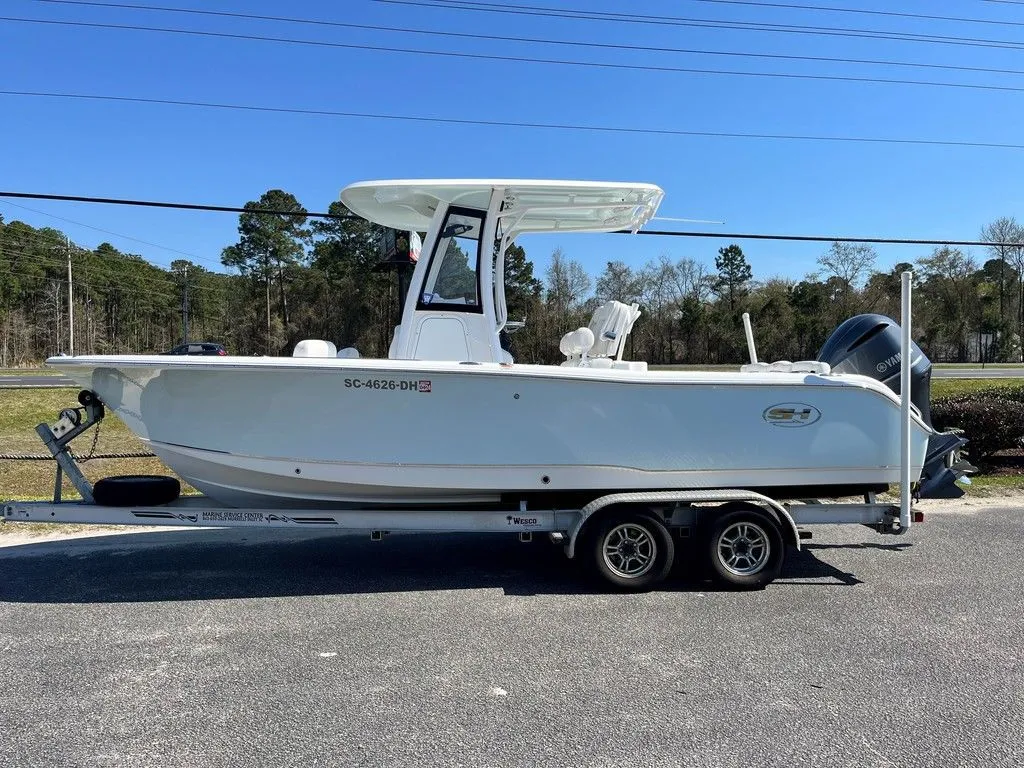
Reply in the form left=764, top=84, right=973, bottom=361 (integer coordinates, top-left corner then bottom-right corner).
left=588, top=300, right=641, bottom=359
left=740, top=360, right=831, bottom=375
left=560, top=300, right=643, bottom=368
left=293, top=339, right=338, bottom=358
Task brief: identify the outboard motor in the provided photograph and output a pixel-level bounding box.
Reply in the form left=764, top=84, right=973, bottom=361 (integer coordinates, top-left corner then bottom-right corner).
left=817, top=314, right=975, bottom=498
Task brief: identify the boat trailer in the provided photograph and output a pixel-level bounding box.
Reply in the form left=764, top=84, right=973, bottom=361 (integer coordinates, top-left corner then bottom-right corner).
left=2, top=384, right=919, bottom=592
left=2, top=275, right=924, bottom=590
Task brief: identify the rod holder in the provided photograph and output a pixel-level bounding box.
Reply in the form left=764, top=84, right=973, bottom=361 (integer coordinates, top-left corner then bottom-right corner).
left=742, top=312, right=758, bottom=364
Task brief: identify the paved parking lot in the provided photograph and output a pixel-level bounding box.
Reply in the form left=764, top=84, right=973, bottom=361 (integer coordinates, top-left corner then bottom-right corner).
left=1, top=505, right=1022, bottom=767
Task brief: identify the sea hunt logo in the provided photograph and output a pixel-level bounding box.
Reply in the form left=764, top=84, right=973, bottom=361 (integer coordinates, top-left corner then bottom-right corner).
left=876, top=352, right=901, bottom=374
left=418, top=380, right=432, bottom=393
left=763, top=402, right=821, bottom=427
left=506, top=515, right=539, bottom=527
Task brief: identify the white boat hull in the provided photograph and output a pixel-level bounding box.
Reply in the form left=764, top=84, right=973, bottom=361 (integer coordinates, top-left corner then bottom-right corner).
left=49, top=356, right=932, bottom=509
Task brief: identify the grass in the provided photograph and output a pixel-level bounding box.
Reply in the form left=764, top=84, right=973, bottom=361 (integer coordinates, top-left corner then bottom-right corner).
left=930, top=378, right=1023, bottom=399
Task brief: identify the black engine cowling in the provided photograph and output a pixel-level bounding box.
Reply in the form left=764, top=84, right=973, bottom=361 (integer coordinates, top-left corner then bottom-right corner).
left=817, top=314, right=973, bottom=498
left=817, top=314, right=934, bottom=427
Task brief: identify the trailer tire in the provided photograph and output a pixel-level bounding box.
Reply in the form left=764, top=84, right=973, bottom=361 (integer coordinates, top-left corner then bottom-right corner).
left=587, top=511, right=674, bottom=591
left=706, top=508, right=784, bottom=590
left=93, top=475, right=181, bottom=507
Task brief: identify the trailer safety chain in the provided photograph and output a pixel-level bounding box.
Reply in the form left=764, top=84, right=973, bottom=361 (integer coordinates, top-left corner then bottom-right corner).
left=82, top=419, right=101, bottom=461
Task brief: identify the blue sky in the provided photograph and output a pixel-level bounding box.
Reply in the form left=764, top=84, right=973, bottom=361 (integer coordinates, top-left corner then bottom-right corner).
left=3, top=0, right=1024, bottom=284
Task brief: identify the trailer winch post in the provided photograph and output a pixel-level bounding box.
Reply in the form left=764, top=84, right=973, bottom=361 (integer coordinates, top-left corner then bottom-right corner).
left=899, top=271, right=912, bottom=531
left=33, top=392, right=104, bottom=504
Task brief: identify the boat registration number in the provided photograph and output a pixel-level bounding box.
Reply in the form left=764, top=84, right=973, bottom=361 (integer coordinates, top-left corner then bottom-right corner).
left=343, top=378, right=432, bottom=393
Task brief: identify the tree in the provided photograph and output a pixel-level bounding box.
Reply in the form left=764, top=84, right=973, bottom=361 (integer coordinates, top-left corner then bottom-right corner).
left=502, top=243, right=543, bottom=322
left=221, top=190, right=309, bottom=353
left=595, top=260, right=642, bottom=304
left=789, top=278, right=831, bottom=358
left=980, top=217, right=1024, bottom=360
left=817, top=241, right=877, bottom=319
left=545, top=248, right=591, bottom=320
left=916, top=247, right=979, bottom=361
left=713, top=244, right=752, bottom=313
left=817, top=241, right=877, bottom=289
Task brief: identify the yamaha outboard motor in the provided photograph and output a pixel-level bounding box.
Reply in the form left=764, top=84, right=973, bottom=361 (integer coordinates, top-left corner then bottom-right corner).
left=817, top=314, right=974, bottom=498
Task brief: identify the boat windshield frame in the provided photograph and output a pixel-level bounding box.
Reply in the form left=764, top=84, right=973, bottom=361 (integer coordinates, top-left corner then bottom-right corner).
left=415, top=205, right=486, bottom=315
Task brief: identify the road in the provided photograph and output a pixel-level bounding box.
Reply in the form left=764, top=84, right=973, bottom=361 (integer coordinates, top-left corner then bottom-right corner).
left=0, top=506, right=1021, bottom=767
left=0, top=367, right=1021, bottom=388
left=0, top=374, right=75, bottom=388
left=931, top=367, right=1024, bottom=378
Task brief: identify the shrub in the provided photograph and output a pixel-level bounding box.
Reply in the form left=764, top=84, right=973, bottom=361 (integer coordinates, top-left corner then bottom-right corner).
left=944, top=384, right=1024, bottom=405
left=931, top=396, right=1024, bottom=460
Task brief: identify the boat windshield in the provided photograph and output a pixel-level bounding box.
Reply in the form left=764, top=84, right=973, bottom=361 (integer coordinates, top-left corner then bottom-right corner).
left=418, top=208, right=483, bottom=312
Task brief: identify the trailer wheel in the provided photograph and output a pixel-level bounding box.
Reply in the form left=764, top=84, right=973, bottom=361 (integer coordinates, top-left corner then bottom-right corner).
left=587, top=511, right=674, bottom=591
left=706, top=508, right=783, bottom=589
left=93, top=475, right=180, bottom=507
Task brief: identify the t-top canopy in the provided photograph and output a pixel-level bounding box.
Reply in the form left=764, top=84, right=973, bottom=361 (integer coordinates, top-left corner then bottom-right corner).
left=340, top=179, right=664, bottom=234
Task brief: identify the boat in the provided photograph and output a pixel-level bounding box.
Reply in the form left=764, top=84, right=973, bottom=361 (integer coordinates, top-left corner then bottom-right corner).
left=45, top=179, right=967, bottom=509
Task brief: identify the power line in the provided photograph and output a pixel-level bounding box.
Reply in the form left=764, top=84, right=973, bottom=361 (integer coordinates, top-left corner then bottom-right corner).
left=2, top=90, right=1023, bottom=151
left=1, top=230, right=230, bottom=294
left=684, top=0, right=1024, bottom=28
left=0, top=251, right=181, bottom=301
left=623, top=230, right=1024, bottom=248
left=0, top=197, right=218, bottom=265
left=29, top=0, right=1024, bottom=79
left=2, top=189, right=1022, bottom=248
left=8, top=14, right=1024, bottom=93
left=0, top=190, right=350, bottom=220
left=4, top=243, right=187, bottom=294
left=376, top=0, right=1024, bottom=51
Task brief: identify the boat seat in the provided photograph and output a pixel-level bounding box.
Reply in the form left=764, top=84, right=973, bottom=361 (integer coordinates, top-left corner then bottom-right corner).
left=740, top=360, right=831, bottom=375
left=293, top=339, right=338, bottom=358
left=588, top=300, right=641, bottom=359
left=559, top=300, right=645, bottom=370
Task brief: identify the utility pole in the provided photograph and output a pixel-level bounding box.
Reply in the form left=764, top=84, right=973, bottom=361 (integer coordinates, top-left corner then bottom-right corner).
left=180, top=264, right=190, bottom=344
left=66, top=235, right=75, bottom=356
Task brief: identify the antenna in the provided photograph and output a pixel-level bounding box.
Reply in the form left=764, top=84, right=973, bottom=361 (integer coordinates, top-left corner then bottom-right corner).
left=651, top=216, right=725, bottom=225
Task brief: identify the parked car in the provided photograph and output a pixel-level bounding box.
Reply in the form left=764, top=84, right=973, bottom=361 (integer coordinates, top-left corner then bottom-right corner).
left=161, top=342, right=227, bottom=356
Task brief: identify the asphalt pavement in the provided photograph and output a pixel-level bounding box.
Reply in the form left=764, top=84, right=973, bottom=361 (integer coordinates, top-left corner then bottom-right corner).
left=0, top=507, right=1021, bottom=767
left=0, top=374, right=75, bottom=388
left=931, top=367, right=1024, bottom=378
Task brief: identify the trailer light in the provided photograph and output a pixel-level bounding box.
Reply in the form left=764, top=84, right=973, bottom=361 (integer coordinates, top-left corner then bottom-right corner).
left=913, top=511, right=924, bottom=524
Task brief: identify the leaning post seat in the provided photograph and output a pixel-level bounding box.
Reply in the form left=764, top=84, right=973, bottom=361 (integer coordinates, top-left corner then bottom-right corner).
left=559, top=300, right=647, bottom=370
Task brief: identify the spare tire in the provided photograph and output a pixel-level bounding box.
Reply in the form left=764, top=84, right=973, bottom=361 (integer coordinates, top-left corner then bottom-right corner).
left=93, top=475, right=181, bottom=507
